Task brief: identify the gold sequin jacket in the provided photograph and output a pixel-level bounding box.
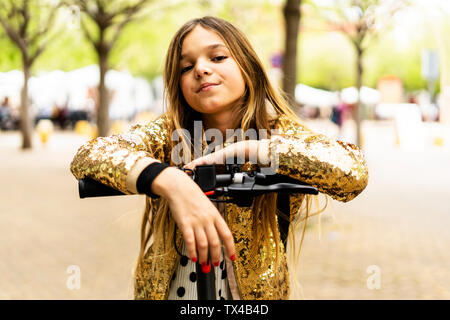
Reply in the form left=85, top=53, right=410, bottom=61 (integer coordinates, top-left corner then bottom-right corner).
left=70, top=113, right=368, bottom=300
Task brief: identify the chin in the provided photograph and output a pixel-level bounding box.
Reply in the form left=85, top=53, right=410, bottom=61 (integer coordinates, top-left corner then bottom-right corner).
left=199, top=107, right=223, bottom=114
left=194, top=102, right=226, bottom=114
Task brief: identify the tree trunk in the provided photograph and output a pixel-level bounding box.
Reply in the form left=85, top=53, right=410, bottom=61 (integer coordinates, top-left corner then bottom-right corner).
left=21, top=62, right=33, bottom=149
left=97, top=51, right=110, bottom=137
left=354, top=45, right=363, bottom=147
left=282, top=0, right=301, bottom=108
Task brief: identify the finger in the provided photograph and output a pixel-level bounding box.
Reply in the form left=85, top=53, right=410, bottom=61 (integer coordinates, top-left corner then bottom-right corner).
left=183, top=162, right=195, bottom=170
left=184, top=159, right=202, bottom=170
left=224, top=144, right=236, bottom=163
left=215, top=217, right=236, bottom=261
left=194, top=157, right=208, bottom=166
left=204, top=224, right=222, bottom=267
left=180, top=226, right=197, bottom=262
left=183, top=169, right=194, bottom=177
left=213, top=149, right=225, bottom=165
left=206, top=152, right=223, bottom=165
left=194, top=226, right=209, bottom=265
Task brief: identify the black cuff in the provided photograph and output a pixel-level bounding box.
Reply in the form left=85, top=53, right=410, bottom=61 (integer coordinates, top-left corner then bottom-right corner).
left=136, top=162, right=170, bottom=198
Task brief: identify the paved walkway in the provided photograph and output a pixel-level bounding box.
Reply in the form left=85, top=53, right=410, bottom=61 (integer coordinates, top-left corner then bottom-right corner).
left=297, top=121, right=450, bottom=299
left=0, top=122, right=449, bottom=299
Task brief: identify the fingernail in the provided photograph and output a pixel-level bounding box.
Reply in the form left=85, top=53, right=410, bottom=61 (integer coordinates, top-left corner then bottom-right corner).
left=202, top=262, right=211, bottom=274
left=191, top=257, right=197, bottom=263
left=213, top=261, right=220, bottom=267
left=230, top=254, right=236, bottom=262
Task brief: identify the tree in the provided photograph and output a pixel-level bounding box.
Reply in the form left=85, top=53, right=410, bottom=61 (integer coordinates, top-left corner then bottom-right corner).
left=311, top=0, right=406, bottom=147
left=0, top=0, right=59, bottom=149
left=282, top=0, right=301, bottom=109
left=70, top=0, right=150, bottom=137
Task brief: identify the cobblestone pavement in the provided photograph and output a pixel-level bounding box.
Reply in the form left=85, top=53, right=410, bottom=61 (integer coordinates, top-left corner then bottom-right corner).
left=0, top=122, right=449, bottom=299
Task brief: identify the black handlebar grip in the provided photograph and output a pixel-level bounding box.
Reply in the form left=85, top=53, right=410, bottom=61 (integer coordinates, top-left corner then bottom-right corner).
left=196, top=258, right=216, bottom=300
left=78, top=178, right=125, bottom=198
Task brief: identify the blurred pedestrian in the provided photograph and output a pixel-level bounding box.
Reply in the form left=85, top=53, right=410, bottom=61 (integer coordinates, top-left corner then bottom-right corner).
left=0, top=97, right=14, bottom=130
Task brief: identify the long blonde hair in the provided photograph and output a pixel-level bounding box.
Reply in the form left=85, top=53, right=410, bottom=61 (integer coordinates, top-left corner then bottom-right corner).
left=136, top=16, right=324, bottom=299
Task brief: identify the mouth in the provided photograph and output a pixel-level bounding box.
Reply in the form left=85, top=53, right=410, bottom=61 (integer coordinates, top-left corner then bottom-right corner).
left=197, top=83, right=219, bottom=93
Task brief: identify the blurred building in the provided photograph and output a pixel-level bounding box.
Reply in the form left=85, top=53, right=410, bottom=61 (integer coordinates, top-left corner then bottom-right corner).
left=377, top=75, right=404, bottom=103
left=440, top=86, right=450, bottom=124
left=0, top=66, right=163, bottom=130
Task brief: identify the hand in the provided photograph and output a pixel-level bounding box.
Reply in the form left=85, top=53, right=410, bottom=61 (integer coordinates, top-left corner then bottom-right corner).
left=151, top=167, right=236, bottom=266
left=184, top=140, right=261, bottom=171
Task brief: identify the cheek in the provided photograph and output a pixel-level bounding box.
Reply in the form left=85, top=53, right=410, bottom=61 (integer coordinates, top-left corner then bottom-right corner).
left=230, top=76, right=246, bottom=98
left=180, top=79, right=193, bottom=101
left=225, top=64, right=246, bottom=94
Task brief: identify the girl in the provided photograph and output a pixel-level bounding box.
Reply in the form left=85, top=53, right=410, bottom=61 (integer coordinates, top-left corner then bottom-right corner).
left=70, top=16, right=368, bottom=300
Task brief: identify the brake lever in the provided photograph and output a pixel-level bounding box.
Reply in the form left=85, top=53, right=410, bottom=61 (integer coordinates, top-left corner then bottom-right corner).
left=185, top=165, right=318, bottom=207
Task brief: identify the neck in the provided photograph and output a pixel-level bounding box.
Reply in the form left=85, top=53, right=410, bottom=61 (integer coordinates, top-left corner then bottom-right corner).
left=201, top=105, right=241, bottom=138
left=202, top=114, right=229, bottom=138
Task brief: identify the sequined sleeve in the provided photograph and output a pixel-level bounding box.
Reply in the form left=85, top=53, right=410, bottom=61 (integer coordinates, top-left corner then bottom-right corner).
left=70, top=114, right=170, bottom=195
left=269, top=115, right=368, bottom=202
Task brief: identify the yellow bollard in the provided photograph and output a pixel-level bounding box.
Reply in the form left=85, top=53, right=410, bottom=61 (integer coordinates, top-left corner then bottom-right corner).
left=74, top=120, right=98, bottom=139
left=433, top=136, right=444, bottom=147
left=36, top=119, right=54, bottom=146
left=393, top=125, right=400, bottom=147
left=74, top=120, right=90, bottom=136
left=89, top=124, right=98, bottom=139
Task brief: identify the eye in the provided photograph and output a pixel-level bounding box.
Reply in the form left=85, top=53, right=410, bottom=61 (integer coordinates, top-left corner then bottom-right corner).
left=212, top=56, right=227, bottom=62
left=181, top=65, right=192, bottom=74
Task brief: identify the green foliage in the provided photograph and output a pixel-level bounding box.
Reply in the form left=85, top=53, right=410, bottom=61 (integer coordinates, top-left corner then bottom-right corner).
left=0, top=34, right=21, bottom=70
left=298, top=31, right=356, bottom=90
left=0, top=0, right=444, bottom=94
left=35, top=30, right=97, bottom=71
left=0, top=0, right=61, bottom=69
left=363, top=29, right=429, bottom=92
left=298, top=25, right=432, bottom=92
left=109, top=3, right=207, bottom=79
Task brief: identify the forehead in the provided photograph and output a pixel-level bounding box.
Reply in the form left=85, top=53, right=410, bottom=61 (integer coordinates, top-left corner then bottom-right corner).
left=180, top=26, right=228, bottom=59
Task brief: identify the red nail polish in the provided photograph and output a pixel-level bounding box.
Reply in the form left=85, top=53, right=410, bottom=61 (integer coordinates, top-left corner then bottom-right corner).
left=230, top=254, right=236, bottom=262
left=192, top=257, right=197, bottom=263
left=202, top=262, right=211, bottom=274
left=213, top=261, right=220, bottom=267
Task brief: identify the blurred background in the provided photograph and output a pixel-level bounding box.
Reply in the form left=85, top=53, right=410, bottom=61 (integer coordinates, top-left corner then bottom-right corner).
left=0, top=0, right=449, bottom=299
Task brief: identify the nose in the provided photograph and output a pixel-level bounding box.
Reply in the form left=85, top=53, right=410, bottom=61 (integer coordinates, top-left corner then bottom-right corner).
left=194, top=59, right=212, bottom=79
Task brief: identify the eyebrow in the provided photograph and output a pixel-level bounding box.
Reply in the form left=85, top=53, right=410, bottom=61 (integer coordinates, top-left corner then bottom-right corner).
left=180, top=43, right=228, bottom=61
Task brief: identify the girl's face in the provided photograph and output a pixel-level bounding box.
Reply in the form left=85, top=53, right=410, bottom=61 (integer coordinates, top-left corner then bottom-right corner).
left=179, top=26, right=246, bottom=116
